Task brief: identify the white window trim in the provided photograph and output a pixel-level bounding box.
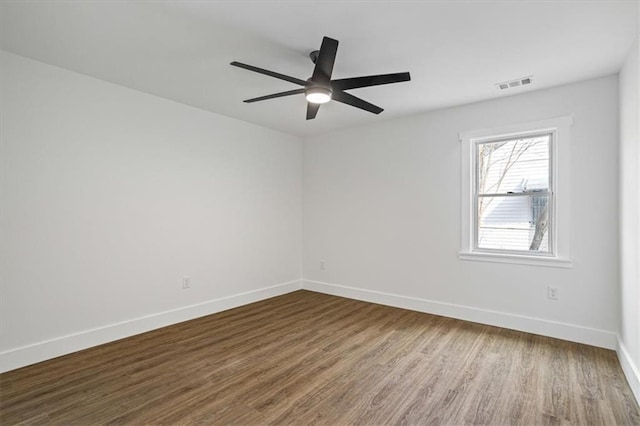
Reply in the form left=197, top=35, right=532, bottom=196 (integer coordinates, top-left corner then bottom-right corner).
left=458, top=116, right=573, bottom=268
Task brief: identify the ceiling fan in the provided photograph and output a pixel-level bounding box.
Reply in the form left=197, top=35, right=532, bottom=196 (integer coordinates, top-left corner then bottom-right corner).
left=230, top=36, right=411, bottom=120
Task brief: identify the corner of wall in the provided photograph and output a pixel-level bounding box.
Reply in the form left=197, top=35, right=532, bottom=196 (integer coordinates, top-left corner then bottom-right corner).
left=618, top=336, right=640, bottom=405
left=616, top=14, right=640, bottom=406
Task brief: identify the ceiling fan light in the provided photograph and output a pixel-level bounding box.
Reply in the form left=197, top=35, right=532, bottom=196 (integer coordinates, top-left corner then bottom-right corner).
left=305, top=87, right=332, bottom=104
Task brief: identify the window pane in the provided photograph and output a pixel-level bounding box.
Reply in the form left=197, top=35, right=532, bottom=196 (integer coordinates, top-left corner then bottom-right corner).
left=477, top=135, right=550, bottom=195
left=477, top=194, right=550, bottom=252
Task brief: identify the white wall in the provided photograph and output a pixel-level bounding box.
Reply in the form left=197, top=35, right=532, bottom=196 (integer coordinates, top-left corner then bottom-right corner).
left=303, top=76, right=620, bottom=347
left=618, top=26, right=640, bottom=399
left=0, top=51, right=302, bottom=371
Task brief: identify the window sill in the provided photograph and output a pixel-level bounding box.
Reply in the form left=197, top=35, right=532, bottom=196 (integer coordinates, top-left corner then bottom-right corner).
left=458, top=251, right=573, bottom=268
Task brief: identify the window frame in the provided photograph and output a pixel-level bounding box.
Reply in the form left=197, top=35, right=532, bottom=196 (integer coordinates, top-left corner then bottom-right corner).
left=459, top=116, right=573, bottom=268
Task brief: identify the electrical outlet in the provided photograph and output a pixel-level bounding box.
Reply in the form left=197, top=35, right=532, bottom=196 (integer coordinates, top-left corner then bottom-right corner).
left=182, top=276, right=191, bottom=290
left=547, top=286, right=558, bottom=300
left=320, top=260, right=325, bottom=270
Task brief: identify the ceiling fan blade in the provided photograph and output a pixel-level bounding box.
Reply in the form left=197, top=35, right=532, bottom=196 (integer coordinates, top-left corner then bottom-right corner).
left=331, top=72, right=411, bottom=91
left=332, top=90, right=383, bottom=114
left=230, top=61, right=307, bottom=86
left=244, top=89, right=305, bottom=103
left=307, top=102, right=321, bottom=120
left=311, top=37, right=339, bottom=85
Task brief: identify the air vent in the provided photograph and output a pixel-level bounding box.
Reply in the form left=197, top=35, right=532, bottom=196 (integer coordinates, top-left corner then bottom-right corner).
left=496, top=76, right=533, bottom=91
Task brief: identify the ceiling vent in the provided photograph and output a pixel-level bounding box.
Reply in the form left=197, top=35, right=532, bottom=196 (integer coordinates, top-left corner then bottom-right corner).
left=496, top=76, right=533, bottom=91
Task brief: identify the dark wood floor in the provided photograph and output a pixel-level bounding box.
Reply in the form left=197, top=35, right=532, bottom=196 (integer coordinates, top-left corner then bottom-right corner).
left=1, top=290, right=638, bottom=425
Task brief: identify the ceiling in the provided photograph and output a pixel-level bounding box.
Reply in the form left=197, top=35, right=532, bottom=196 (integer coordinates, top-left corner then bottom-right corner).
left=1, top=1, right=637, bottom=137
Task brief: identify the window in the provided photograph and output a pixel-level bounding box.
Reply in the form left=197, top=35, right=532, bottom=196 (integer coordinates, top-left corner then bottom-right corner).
left=475, top=133, right=552, bottom=253
left=459, top=117, right=572, bottom=267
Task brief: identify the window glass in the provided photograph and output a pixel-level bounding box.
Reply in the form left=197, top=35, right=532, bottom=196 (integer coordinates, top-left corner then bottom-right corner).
left=475, top=134, right=551, bottom=254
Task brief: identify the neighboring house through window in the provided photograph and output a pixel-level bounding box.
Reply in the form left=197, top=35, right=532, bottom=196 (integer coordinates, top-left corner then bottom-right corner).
left=459, top=117, right=573, bottom=267
left=475, top=133, right=551, bottom=253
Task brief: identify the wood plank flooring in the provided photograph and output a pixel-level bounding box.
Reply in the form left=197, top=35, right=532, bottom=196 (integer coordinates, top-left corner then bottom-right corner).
left=1, top=290, right=638, bottom=425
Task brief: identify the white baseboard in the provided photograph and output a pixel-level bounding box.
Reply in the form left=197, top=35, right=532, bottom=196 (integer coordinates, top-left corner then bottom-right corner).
left=2, top=279, right=621, bottom=375
left=302, top=279, right=617, bottom=349
left=0, top=280, right=302, bottom=373
left=617, top=338, right=640, bottom=405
